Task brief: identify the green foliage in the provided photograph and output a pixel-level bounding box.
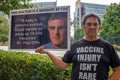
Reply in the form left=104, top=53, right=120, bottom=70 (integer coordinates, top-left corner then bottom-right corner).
left=0, top=50, right=71, bottom=80
left=100, top=34, right=120, bottom=44
left=0, top=14, right=8, bottom=44
left=70, top=20, right=84, bottom=41
left=114, top=45, right=120, bottom=51
left=0, top=34, right=8, bottom=42
left=100, top=3, right=120, bottom=44
left=74, top=28, right=84, bottom=41
left=0, top=50, right=118, bottom=80
left=0, top=14, right=8, bottom=35
left=0, top=0, right=33, bottom=15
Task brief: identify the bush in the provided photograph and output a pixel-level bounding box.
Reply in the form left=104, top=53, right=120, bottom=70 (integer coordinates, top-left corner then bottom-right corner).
left=0, top=34, right=8, bottom=42
left=0, top=50, right=71, bottom=80
left=114, top=46, right=120, bottom=51
left=100, top=34, right=120, bottom=44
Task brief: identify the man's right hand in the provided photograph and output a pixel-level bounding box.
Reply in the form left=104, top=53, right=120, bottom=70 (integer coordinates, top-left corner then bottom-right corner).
left=35, top=46, right=48, bottom=54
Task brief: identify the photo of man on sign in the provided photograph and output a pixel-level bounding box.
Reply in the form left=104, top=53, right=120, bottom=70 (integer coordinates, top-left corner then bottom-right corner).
left=44, top=13, right=67, bottom=49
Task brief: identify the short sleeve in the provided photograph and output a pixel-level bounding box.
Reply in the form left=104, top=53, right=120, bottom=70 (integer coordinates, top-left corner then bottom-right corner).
left=109, top=45, right=120, bottom=68
left=62, top=50, right=73, bottom=63
left=62, top=40, right=80, bottom=63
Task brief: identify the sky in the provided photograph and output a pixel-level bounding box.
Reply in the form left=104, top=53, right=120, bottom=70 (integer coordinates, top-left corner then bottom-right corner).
left=32, top=0, right=120, bottom=19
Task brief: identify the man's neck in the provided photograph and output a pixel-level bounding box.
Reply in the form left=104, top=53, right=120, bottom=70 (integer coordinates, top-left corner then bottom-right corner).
left=83, top=35, right=99, bottom=41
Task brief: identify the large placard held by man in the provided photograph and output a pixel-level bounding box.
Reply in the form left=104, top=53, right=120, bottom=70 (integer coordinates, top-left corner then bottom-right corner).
left=9, top=6, right=70, bottom=50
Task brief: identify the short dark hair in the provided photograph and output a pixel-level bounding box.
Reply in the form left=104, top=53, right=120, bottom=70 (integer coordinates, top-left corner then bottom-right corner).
left=48, top=12, right=67, bottom=28
left=48, top=12, right=67, bottom=22
left=81, top=13, right=101, bottom=27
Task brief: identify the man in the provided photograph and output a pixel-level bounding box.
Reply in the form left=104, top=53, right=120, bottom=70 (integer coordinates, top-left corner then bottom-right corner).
left=44, top=13, right=67, bottom=49
left=35, top=13, right=120, bottom=80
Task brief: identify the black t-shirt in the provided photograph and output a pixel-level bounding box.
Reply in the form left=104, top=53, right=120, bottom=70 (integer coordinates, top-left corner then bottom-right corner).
left=62, top=39, right=120, bottom=80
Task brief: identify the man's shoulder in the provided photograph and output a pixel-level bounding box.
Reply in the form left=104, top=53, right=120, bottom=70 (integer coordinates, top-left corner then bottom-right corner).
left=44, top=42, right=52, bottom=46
left=71, top=39, right=83, bottom=46
left=44, top=42, right=55, bottom=49
left=99, top=38, right=111, bottom=45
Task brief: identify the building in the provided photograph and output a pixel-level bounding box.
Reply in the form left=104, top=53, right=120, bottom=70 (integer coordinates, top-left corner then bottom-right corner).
left=32, top=2, right=56, bottom=8
left=74, top=0, right=108, bottom=29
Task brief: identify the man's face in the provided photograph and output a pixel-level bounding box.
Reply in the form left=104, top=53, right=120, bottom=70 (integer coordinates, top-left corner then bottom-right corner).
left=48, top=19, right=67, bottom=47
left=82, top=17, right=100, bottom=37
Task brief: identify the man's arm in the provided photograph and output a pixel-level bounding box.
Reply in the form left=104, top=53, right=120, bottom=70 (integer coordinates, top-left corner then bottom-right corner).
left=108, top=66, right=120, bottom=80
left=35, top=46, right=69, bottom=68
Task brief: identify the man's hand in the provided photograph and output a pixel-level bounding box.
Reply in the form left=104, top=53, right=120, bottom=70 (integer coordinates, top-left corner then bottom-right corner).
left=35, top=46, right=48, bottom=54
left=35, top=45, right=69, bottom=68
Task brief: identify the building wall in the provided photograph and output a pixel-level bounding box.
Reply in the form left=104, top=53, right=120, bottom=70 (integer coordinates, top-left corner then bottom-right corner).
left=74, top=0, right=108, bottom=29
left=81, top=2, right=107, bottom=20
left=32, top=2, right=56, bottom=8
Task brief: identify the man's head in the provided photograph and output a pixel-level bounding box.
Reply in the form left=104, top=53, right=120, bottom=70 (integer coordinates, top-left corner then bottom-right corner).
left=48, top=13, right=67, bottom=48
left=82, top=13, right=101, bottom=27
left=81, top=13, right=101, bottom=39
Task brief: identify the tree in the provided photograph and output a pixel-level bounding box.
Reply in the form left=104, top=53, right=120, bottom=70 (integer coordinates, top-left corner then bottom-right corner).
left=0, top=0, right=32, bottom=15
left=0, top=34, right=8, bottom=43
left=100, top=3, right=120, bottom=44
left=70, top=19, right=84, bottom=41
left=0, top=0, right=32, bottom=44
left=0, top=14, right=8, bottom=43
left=74, top=28, right=84, bottom=41
left=0, top=14, right=8, bottom=35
